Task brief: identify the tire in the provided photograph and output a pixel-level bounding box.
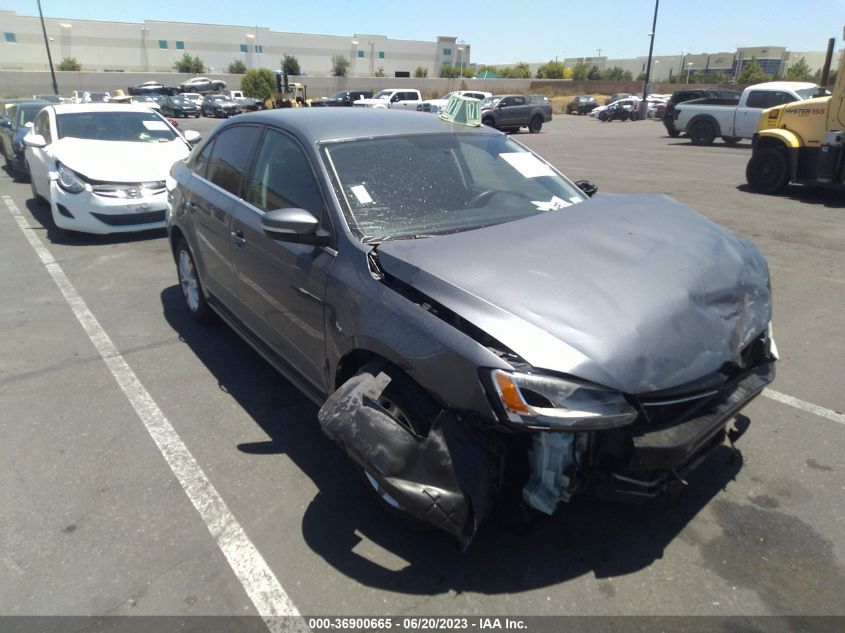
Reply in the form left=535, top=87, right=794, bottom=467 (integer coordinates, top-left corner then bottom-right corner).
left=353, top=362, right=440, bottom=528
left=482, top=117, right=496, bottom=128
left=746, top=147, right=789, bottom=194
left=175, top=238, right=216, bottom=324
left=688, top=119, right=717, bottom=145
left=529, top=115, right=543, bottom=133
left=668, top=129, right=681, bottom=137
left=599, top=111, right=608, bottom=122
left=629, top=110, right=640, bottom=121
left=195, top=113, right=201, bottom=118
left=722, top=136, right=742, bottom=145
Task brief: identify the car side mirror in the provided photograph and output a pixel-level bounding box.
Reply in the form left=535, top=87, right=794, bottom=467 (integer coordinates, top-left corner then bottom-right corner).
left=23, top=134, right=48, bottom=148
left=0, top=119, right=12, bottom=129
left=575, top=180, right=598, bottom=197
left=183, top=130, right=201, bottom=143
left=261, top=208, right=330, bottom=245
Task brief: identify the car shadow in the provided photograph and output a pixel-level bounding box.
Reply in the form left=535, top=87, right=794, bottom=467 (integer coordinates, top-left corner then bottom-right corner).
left=24, top=198, right=166, bottom=245
left=665, top=140, right=752, bottom=151
left=160, top=284, right=746, bottom=595
left=735, top=184, right=845, bottom=208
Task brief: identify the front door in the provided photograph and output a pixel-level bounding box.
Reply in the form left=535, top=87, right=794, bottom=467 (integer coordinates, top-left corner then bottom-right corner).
left=229, top=127, right=335, bottom=392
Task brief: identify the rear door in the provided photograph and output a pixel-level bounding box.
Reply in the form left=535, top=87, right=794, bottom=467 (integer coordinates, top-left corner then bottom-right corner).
left=186, top=124, right=262, bottom=306
left=229, top=126, right=335, bottom=392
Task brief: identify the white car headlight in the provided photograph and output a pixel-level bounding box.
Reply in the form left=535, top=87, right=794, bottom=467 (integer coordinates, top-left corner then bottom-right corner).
left=489, top=369, right=637, bottom=430
left=56, top=162, right=86, bottom=194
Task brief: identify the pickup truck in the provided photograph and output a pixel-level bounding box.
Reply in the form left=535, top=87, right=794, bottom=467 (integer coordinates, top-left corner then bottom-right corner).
left=311, top=90, right=373, bottom=107
left=480, top=94, right=552, bottom=133
left=673, top=81, right=820, bottom=145
left=352, top=89, right=422, bottom=110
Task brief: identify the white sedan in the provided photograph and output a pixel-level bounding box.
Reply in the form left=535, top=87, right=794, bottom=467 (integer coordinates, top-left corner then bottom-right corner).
left=24, top=104, right=199, bottom=234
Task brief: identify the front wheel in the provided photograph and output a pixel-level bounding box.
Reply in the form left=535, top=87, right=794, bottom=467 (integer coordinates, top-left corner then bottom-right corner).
left=175, top=238, right=216, bottom=324
left=482, top=117, right=496, bottom=128
left=746, top=147, right=789, bottom=194
left=629, top=110, right=640, bottom=121
left=528, top=116, right=543, bottom=133
left=667, top=129, right=681, bottom=137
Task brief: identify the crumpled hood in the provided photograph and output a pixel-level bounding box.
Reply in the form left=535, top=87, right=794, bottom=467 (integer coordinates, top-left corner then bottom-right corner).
left=376, top=193, right=772, bottom=394
left=49, top=137, right=191, bottom=182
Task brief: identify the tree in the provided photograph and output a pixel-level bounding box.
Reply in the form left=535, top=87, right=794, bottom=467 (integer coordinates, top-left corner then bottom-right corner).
left=502, top=62, right=532, bottom=79
left=57, top=57, right=81, bottom=71
left=536, top=60, right=566, bottom=79
left=440, top=63, right=460, bottom=78
left=785, top=56, right=812, bottom=81
left=173, top=53, right=205, bottom=74
left=331, top=54, right=350, bottom=77
left=282, top=54, right=301, bottom=76
left=476, top=64, right=500, bottom=77
left=414, top=66, right=428, bottom=78
left=227, top=59, right=247, bottom=74
left=240, top=68, right=275, bottom=101
left=375, top=66, right=385, bottom=77
left=737, top=56, right=769, bottom=84
left=813, top=67, right=837, bottom=87
left=571, top=62, right=589, bottom=81
left=587, top=65, right=601, bottom=80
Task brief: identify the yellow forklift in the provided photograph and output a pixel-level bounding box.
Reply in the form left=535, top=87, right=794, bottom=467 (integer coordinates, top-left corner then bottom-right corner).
left=273, top=71, right=309, bottom=108
left=746, top=34, right=845, bottom=193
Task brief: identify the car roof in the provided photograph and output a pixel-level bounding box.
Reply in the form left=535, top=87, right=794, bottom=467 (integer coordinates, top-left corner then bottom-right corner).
left=12, top=100, right=49, bottom=108
left=221, top=108, right=500, bottom=144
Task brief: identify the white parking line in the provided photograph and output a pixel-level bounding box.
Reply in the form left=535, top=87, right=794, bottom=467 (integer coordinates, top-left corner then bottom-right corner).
left=763, top=388, right=845, bottom=426
left=3, top=196, right=305, bottom=632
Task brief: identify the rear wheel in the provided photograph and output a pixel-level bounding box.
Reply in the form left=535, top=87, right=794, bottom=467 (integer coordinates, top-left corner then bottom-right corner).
left=667, top=129, right=681, bottom=137
left=722, top=136, right=742, bottom=145
left=689, top=119, right=717, bottom=145
left=175, top=238, right=216, bottom=324
left=529, top=115, right=543, bottom=133
left=746, top=147, right=789, bottom=194
left=629, top=110, right=640, bottom=121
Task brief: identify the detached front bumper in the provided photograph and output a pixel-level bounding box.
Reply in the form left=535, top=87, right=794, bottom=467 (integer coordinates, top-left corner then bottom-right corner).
left=49, top=180, right=167, bottom=234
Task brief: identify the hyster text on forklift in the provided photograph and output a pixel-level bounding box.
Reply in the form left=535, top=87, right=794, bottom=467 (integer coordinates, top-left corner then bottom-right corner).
left=746, top=32, right=844, bottom=194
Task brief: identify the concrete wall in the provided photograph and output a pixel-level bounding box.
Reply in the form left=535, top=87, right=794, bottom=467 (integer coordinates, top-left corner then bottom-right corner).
left=0, top=70, right=537, bottom=99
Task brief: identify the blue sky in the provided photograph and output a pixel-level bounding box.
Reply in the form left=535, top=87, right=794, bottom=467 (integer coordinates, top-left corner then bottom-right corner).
left=5, top=0, right=844, bottom=63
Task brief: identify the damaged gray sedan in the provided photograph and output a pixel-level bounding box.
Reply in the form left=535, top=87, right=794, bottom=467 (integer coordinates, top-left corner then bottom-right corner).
left=167, top=108, right=777, bottom=546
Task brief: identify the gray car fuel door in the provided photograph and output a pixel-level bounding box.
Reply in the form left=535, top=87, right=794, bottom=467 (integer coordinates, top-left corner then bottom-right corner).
left=228, top=127, right=334, bottom=392
left=187, top=125, right=262, bottom=305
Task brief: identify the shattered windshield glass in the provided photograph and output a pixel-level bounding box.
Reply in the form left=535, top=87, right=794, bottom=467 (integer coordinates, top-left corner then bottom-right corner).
left=323, top=133, right=586, bottom=242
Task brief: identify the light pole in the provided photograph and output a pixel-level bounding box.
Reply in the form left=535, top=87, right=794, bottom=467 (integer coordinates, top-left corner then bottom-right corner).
left=457, top=46, right=464, bottom=76
left=640, top=0, right=660, bottom=120
left=246, top=33, right=255, bottom=70
left=36, top=0, right=59, bottom=95
left=140, top=26, right=149, bottom=72
left=351, top=40, right=359, bottom=77
left=686, top=62, right=693, bottom=83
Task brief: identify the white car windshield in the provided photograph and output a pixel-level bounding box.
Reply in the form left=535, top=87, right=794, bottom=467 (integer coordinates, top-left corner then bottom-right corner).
left=56, top=111, right=178, bottom=143
left=372, top=91, right=393, bottom=100
left=323, top=133, right=586, bottom=242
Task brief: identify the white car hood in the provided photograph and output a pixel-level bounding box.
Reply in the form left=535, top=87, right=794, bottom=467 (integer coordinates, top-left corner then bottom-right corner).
left=354, top=97, right=389, bottom=106
left=49, top=137, right=190, bottom=183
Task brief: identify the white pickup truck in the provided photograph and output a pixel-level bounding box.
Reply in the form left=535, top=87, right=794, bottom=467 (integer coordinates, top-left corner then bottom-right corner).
left=352, top=88, right=422, bottom=110
left=673, top=81, right=820, bottom=145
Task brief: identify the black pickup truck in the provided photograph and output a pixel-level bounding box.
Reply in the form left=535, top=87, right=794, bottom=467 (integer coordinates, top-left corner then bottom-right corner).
left=480, top=94, right=553, bottom=133
left=311, top=90, right=373, bottom=107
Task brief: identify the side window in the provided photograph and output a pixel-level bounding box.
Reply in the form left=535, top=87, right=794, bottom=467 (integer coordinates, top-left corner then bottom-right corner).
left=746, top=91, right=775, bottom=109
left=33, top=110, right=52, bottom=144
left=192, top=139, right=215, bottom=179
left=500, top=97, right=512, bottom=107
left=513, top=96, right=527, bottom=106
left=245, top=128, right=324, bottom=218
left=774, top=91, right=797, bottom=106
left=206, top=125, right=262, bottom=196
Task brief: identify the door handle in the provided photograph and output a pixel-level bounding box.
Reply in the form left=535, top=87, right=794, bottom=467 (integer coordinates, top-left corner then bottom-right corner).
left=230, top=230, right=246, bottom=247
left=185, top=200, right=199, bottom=213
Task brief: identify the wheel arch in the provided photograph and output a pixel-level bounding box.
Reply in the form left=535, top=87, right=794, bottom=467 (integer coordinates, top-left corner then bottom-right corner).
left=757, top=129, right=803, bottom=150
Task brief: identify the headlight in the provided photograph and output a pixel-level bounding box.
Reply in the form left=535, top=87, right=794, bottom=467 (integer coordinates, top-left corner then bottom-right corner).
left=56, top=162, right=86, bottom=194
left=489, top=369, right=637, bottom=430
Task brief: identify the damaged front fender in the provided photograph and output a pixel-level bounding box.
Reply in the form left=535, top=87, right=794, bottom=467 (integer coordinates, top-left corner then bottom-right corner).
left=318, top=369, right=498, bottom=546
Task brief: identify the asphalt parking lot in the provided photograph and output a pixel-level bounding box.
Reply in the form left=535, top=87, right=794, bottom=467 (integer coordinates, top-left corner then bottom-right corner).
left=1, top=112, right=843, bottom=630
